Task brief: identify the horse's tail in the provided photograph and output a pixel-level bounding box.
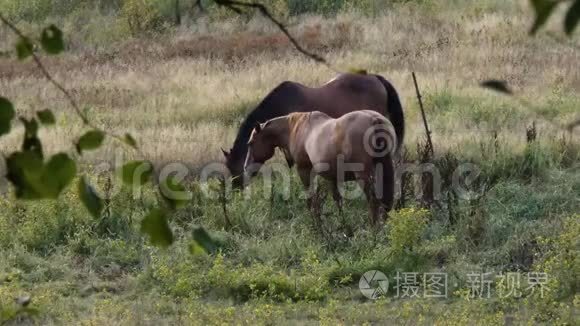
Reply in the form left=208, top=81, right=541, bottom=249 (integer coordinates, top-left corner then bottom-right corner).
left=369, top=118, right=396, bottom=212
left=376, top=152, right=395, bottom=212
left=373, top=74, right=405, bottom=152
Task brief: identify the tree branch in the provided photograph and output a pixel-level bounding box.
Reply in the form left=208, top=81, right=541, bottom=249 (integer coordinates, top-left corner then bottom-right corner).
left=0, top=13, right=143, bottom=155
left=213, top=0, right=335, bottom=71
left=0, top=13, right=89, bottom=125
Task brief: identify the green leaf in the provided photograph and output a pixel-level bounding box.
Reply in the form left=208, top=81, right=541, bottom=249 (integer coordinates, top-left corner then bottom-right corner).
left=6, top=151, right=45, bottom=199
left=480, top=80, right=513, bottom=95
left=0, top=97, right=15, bottom=136
left=120, top=161, right=153, bottom=186
left=192, top=227, right=218, bottom=254
left=6, top=152, right=76, bottom=199
left=530, top=0, right=559, bottom=35
left=20, top=117, right=39, bottom=138
left=36, top=109, right=55, bottom=125
left=21, top=136, right=43, bottom=159
left=40, top=25, right=64, bottom=55
left=78, top=177, right=103, bottom=218
left=42, top=153, right=76, bottom=197
left=16, top=37, right=33, bottom=60
left=160, top=176, right=189, bottom=209
left=565, top=0, right=580, bottom=35
left=76, top=130, right=105, bottom=154
left=141, top=208, right=173, bottom=247
left=20, top=118, right=43, bottom=159
left=123, top=133, right=138, bottom=148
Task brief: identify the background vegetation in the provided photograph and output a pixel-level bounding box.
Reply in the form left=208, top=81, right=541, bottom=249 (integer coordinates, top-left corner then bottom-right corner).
left=0, top=0, right=579, bottom=324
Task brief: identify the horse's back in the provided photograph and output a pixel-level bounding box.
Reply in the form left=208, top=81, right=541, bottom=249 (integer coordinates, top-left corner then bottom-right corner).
left=262, top=81, right=308, bottom=112
left=326, top=110, right=394, bottom=162
left=257, top=74, right=388, bottom=122
left=321, top=73, right=385, bottom=94
left=306, top=74, right=388, bottom=117
left=338, top=110, right=391, bottom=135
left=342, top=110, right=396, bottom=151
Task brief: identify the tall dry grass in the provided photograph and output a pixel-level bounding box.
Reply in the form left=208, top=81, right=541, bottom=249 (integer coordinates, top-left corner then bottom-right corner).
left=0, top=1, right=578, bottom=171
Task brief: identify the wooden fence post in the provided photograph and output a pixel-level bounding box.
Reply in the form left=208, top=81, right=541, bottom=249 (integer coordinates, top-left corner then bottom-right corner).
left=412, top=72, right=434, bottom=156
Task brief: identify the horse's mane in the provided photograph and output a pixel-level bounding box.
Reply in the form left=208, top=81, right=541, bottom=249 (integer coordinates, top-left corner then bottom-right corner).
left=287, top=112, right=310, bottom=140
left=230, top=81, right=302, bottom=161
left=231, top=111, right=259, bottom=158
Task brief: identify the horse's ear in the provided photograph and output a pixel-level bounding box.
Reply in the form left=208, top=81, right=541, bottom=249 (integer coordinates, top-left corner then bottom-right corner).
left=221, top=148, right=230, bottom=158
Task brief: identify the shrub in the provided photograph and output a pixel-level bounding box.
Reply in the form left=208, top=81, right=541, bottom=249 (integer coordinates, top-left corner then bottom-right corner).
left=387, top=208, right=430, bottom=257
left=120, top=0, right=164, bottom=35
left=532, top=215, right=579, bottom=301
left=518, top=215, right=580, bottom=323
left=0, top=0, right=52, bottom=22
left=207, top=254, right=329, bottom=302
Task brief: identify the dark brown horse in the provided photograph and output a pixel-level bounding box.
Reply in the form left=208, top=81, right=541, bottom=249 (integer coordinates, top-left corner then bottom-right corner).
left=222, top=73, right=404, bottom=187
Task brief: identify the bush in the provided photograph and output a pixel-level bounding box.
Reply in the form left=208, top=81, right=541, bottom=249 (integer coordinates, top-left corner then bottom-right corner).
left=207, top=253, right=329, bottom=302
left=120, top=0, right=165, bottom=35
left=0, top=0, right=52, bottom=22
left=533, top=215, right=579, bottom=301
left=387, top=208, right=430, bottom=257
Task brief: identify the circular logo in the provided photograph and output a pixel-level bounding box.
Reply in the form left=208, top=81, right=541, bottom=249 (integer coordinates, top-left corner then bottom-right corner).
left=363, top=126, right=395, bottom=158
left=359, top=270, right=389, bottom=299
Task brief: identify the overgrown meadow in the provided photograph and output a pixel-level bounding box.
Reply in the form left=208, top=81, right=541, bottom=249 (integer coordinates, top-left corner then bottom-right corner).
left=1, top=0, right=579, bottom=324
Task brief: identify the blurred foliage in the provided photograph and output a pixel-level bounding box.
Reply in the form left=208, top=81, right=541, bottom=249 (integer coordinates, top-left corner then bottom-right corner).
left=387, top=208, right=429, bottom=257
left=0, top=17, right=182, bottom=249
left=121, top=0, right=165, bottom=35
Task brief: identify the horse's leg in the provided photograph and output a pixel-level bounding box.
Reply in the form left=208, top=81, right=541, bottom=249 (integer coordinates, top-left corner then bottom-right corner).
left=313, top=183, right=327, bottom=223
left=368, top=182, right=380, bottom=226
left=375, top=155, right=395, bottom=223
left=298, top=167, right=324, bottom=231
left=298, top=167, right=313, bottom=210
left=356, top=173, right=379, bottom=227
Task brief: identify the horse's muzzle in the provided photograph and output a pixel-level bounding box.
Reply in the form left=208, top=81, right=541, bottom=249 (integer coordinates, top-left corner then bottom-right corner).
left=243, top=163, right=262, bottom=181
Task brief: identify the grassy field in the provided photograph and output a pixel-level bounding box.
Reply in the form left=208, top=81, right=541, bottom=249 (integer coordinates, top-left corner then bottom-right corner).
left=1, top=0, right=579, bottom=324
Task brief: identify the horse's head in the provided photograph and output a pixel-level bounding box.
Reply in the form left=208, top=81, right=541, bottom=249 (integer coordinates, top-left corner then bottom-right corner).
left=222, top=147, right=245, bottom=188
left=243, top=122, right=276, bottom=181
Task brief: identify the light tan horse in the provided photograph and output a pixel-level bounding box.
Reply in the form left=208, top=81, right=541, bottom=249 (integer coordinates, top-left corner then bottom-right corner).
left=244, top=110, right=397, bottom=225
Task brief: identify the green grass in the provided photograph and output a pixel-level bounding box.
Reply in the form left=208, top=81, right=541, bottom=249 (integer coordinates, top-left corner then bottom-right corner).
left=1, top=1, right=580, bottom=323
left=1, top=135, right=578, bottom=324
